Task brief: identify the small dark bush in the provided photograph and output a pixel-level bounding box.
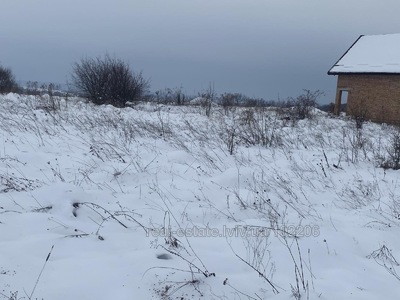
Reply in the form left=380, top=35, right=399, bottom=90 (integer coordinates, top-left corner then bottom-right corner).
left=71, top=54, right=149, bottom=107
left=199, top=83, right=215, bottom=117
left=0, top=65, right=20, bottom=94
left=289, top=89, right=323, bottom=120
left=351, top=104, right=368, bottom=130
left=382, top=129, right=400, bottom=170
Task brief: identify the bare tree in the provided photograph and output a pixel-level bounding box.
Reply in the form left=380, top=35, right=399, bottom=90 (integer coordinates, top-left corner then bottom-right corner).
left=71, top=55, right=149, bottom=107
left=0, top=65, right=19, bottom=94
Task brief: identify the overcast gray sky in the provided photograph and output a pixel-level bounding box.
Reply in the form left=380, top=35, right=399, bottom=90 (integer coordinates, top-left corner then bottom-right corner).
left=1, top=0, right=400, bottom=104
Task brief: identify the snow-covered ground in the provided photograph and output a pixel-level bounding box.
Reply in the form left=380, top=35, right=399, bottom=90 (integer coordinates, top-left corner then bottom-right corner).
left=1, top=93, right=400, bottom=300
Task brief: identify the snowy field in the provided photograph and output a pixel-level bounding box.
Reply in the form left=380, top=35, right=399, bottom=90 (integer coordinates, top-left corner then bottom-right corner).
left=1, top=93, right=400, bottom=300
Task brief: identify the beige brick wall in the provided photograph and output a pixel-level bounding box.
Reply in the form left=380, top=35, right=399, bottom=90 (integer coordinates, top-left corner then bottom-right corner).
left=334, top=74, right=400, bottom=124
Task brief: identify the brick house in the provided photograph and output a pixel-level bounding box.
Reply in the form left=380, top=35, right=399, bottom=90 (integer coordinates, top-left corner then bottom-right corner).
left=328, top=33, right=400, bottom=124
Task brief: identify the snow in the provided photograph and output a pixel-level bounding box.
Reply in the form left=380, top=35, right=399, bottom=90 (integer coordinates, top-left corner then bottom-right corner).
left=1, top=93, right=400, bottom=299
left=329, top=33, right=400, bottom=74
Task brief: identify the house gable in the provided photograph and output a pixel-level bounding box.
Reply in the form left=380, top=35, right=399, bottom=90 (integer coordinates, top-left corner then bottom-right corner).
left=328, top=33, right=400, bottom=75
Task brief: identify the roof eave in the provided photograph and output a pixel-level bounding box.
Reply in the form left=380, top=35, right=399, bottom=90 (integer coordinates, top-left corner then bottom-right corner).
left=328, top=71, right=400, bottom=75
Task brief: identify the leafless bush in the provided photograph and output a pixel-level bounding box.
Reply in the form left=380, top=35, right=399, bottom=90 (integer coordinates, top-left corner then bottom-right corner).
left=352, top=105, right=368, bottom=130
left=381, top=128, right=400, bottom=170
left=0, top=65, right=20, bottom=94
left=220, top=118, right=239, bottom=155
left=216, top=106, right=285, bottom=155
left=237, top=108, right=282, bottom=148
left=199, top=83, right=215, bottom=117
left=72, top=54, right=149, bottom=107
left=341, top=123, right=371, bottom=164
left=220, top=92, right=241, bottom=107
left=219, top=92, right=244, bottom=115
left=288, top=90, right=323, bottom=120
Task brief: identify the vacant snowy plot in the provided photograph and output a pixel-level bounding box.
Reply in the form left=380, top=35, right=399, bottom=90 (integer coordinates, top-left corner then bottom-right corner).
left=0, top=93, right=400, bottom=299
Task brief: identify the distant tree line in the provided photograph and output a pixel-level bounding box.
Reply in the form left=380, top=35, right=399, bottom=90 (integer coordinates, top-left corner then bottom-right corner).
left=1, top=56, right=326, bottom=117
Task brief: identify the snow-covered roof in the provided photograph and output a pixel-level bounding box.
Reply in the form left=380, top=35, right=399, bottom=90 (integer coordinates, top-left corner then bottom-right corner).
left=328, top=33, right=400, bottom=74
